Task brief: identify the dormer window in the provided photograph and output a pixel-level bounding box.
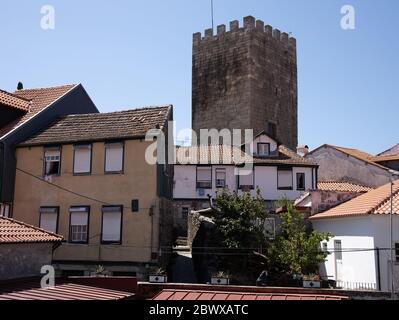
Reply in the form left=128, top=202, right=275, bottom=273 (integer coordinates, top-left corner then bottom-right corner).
left=257, top=143, right=270, bottom=157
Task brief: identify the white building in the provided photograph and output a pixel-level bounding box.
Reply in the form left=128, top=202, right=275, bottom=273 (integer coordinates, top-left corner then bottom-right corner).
left=173, top=133, right=318, bottom=233
left=310, top=180, right=399, bottom=292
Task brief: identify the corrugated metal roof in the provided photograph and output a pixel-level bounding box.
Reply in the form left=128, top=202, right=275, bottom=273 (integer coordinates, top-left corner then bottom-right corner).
left=0, top=279, right=134, bottom=300
left=152, top=289, right=349, bottom=301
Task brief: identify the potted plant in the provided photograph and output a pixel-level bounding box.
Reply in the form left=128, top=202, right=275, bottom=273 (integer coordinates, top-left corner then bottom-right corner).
left=89, top=265, right=109, bottom=277
left=211, top=271, right=231, bottom=285
left=149, top=268, right=168, bottom=283
left=302, top=274, right=321, bottom=288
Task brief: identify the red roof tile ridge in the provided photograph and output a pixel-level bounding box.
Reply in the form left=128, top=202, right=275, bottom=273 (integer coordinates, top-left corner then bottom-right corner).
left=0, top=216, right=63, bottom=240
left=0, top=89, right=32, bottom=102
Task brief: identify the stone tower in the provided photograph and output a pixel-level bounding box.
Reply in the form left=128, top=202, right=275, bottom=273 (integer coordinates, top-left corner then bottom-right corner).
left=192, top=16, right=298, bottom=150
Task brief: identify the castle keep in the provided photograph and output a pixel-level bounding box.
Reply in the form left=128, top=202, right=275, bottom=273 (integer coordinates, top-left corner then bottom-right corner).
left=192, top=16, right=298, bottom=150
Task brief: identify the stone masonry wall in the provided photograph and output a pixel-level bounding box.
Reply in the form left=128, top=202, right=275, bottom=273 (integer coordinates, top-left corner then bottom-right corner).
left=192, top=16, right=298, bottom=150
left=0, top=243, right=53, bottom=280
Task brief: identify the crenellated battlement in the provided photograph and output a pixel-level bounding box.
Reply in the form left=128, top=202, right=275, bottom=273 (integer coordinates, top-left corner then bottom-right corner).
left=193, top=16, right=296, bottom=49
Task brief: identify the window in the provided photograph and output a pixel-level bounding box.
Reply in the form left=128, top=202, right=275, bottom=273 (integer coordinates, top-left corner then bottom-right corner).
left=296, top=172, right=306, bottom=190
left=181, top=207, right=190, bottom=219
left=39, top=207, right=59, bottom=233
left=278, top=168, right=293, bottom=190
left=69, top=207, right=89, bottom=243
left=322, top=242, right=328, bottom=252
left=257, top=143, right=270, bottom=157
left=73, top=144, right=92, bottom=174
left=101, top=206, right=122, bottom=244
left=396, top=243, right=399, bottom=262
left=334, top=240, right=342, bottom=261
left=238, top=169, right=254, bottom=190
left=215, top=168, right=226, bottom=188
left=105, top=142, right=124, bottom=173
left=196, top=167, right=212, bottom=189
left=44, top=147, right=61, bottom=176
left=0, top=203, right=11, bottom=217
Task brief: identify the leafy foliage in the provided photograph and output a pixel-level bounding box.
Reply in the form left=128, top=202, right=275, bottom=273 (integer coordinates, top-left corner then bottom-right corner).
left=266, top=201, right=331, bottom=276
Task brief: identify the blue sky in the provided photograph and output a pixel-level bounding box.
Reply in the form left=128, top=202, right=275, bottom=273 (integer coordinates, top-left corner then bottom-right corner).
left=1, top=0, right=398, bottom=154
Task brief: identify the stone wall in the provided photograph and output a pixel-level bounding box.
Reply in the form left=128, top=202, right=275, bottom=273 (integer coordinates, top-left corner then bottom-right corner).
left=192, top=16, right=298, bottom=150
left=0, top=243, right=53, bottom=280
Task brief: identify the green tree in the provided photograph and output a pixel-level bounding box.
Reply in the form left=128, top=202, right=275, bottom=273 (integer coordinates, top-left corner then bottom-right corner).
left=266, top=201, right=331, bottom=276
left=209, top=188, right=269, bottom=281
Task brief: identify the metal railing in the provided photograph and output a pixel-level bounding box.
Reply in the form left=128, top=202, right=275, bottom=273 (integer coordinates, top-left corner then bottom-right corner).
left=336, top=280, right=377, bottom=291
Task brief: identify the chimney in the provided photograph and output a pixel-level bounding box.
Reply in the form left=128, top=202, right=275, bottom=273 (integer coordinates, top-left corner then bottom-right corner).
left=297, top=145, right=309, bottom=157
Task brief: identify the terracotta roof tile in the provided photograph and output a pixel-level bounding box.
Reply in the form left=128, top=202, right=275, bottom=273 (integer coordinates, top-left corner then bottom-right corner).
left=378, top=144, right=399, bottom=157
left=0, top=217, right=63, bottom=244
left=0, top=90, right=31, bottom=112
left=175, top=145, right=317, bottom=166
left=0, top=84, right=77, bottom=138
left=310, top=180, right=399, bottom=220
left=317, top=181, right=373, bottom=193
left=152, top=289, right=348, bottom=301
left=20, top=105, right=172, bottom=146
left=370, top=155, right=399, bottom=163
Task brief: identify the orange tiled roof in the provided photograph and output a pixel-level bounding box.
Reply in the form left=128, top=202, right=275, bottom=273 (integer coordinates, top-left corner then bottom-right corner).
left=317, top=181, right=373, bottom=193
left=152, top=289, right=349, bottom=301
left=370, top=155, right=399, bottom=163
left=0, top=90, right=31, bottom=112
left=310, top=180, right=399, bottom=220
left=0, top=217, right=63, bottom=244
left=0, top=84, right=77, bottom=138
left=175, top=145, right=317, bottom=166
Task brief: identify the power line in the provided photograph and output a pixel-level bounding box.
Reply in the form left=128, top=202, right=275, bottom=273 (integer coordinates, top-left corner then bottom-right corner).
left=15, top=167, right=154, bottom=211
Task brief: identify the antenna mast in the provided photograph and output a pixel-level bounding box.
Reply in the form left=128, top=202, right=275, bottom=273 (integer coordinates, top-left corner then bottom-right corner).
left=211, top=0, right=214, bottom=30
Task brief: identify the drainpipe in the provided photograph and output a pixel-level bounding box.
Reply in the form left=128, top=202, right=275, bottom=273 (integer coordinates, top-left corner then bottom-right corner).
left=376, top=247, right=381, bottom=291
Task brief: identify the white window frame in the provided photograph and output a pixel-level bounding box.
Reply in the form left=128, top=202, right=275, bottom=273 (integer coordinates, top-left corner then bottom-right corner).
left=257, top=143, right=270, bottom=157
left=296, top=172, right=306, bottom=191
left=105, top=142, right=124, bottom=173
left=69, top=207, right=89, bottom=243
left=44, top=147, right=61, bottom=176
left=101, top=206, right=123, bottom=244
left=73, top=144, right=92, bottom=174
left=238, top=169, right=254, bottom=190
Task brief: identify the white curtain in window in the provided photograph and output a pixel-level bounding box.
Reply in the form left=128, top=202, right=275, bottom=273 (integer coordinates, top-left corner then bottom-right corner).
left=102, top=210, right=122, bottom=242
left=74, top=145, right=91, bottom=173
left=278, top=170, right=293, bottom=188
left=105, top=143, right=123, bottom=172
left=40, top=212, right=57, bottom=233
left=197, top=167, right=211, bottom=181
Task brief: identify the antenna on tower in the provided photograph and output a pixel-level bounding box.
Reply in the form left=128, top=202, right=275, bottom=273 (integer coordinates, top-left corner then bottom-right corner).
left=211, top=0, right=214, bottom=30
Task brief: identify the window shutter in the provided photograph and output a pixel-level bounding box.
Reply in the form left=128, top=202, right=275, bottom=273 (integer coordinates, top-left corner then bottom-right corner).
left=70, top=207, right=89, bottom=226
left=102, top=206, right=122, bottom=242
left=278, top=169, right=293, bottom=188
left=74, top=145, right=91, bottom=174
left=239, top=169, right=254, bottom=187
left=40, top=207, right=58, bottom=233
left=105, top=143, right=124, bottom=172
left=197, top=167, right=211, bottom=181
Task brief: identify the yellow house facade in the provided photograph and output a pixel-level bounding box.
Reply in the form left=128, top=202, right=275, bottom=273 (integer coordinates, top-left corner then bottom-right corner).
left=12, top=106, right=173, bottom=279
